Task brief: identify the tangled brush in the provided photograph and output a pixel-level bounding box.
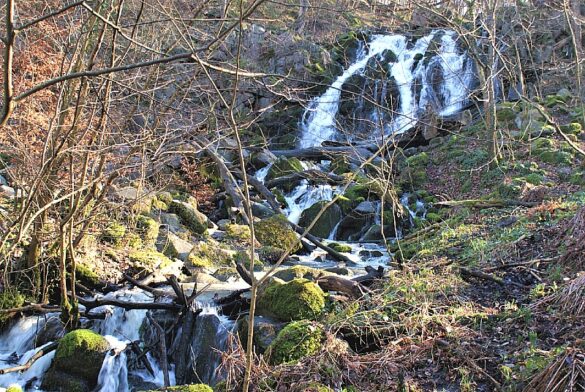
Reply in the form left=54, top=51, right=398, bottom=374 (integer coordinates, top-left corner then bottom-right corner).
left=522, top=348, right=585, bottom=392
left=531, top=273, right=585, bottom=320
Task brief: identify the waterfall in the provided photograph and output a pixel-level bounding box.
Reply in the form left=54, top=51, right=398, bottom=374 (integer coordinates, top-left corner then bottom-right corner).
left=299, top=30, right=476, bottom=148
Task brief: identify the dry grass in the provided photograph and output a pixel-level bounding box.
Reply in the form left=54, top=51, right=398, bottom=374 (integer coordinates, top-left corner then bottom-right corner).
left=560, top=206, right=585, bottom=272
left=531, top=273, right=585, bottom=320
left=522, top=348, right=585, bottom=392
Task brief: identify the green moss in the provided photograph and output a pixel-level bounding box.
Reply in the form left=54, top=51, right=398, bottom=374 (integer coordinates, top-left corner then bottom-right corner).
left=569, top=171, right=585, bottom=185
left=343, top=184, right=369, bottom=201
left=187, top=254, right=212, bottom=268
left=169, top=200, right=207, bottom=235
left=259, top=278, right=326, bottom=321
left=233, top=250, right=264, bottom=271
left=539, top=150, right=573, bottom=165
left=129, top=250, right=172, bottom=269
left=125, top=232, right=143, bottom=249
left=136, top=215, right=159, bottom=246
left=524, top=173, right=544, bottom=185
left=0, top=288, right=25, bottom=325
left=75, top=264, right=101, bottom=288
left=329, top=242, right=352, bottom=253
left=6, top=386, right=23, bottom=392
left=101, top=223, right=126, bottom=245
left=330, top=156, right=351, bottom=175
left=45, top=329, right=109, bottom=390
left=267, top=320, right=325, bottom=365
left=273, top=265, right=327, bottom=282
left=560, top=122, right=582, bottom=135
left=405, top=152, right=429, bottom=168
left=266, top=156, right=304, bottom=181
left=255, top=214, right=301, bottom=253
left=426, top=212, right=441, bottom=222
left=298, top=201, right=343, bottom=238
left=225, top=223, right=251, bottom=242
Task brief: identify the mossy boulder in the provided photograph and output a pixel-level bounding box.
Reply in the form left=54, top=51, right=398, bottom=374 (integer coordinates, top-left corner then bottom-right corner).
left=75, top=264, right=101, bottom=289
left=267, top=320, right=325, bottom=365
left=233, top=250, right=264, bottom=272
left=187, top=241, right=233, bottom=269
left=129, top=250, right=173, bottom=270
left=266, top=156, right=304, bottom=191
left=6, top=386, right=23, bottom=392
left=298, top=201, right=342, bottom=239
left=329, top=242, right=352, bottom=253
left=273, top=265, right=330, bottom=282
left=343, top=184, right=369, bottom=201
left=42, top=329, right=109, bottom=392
left=539, top=150, right=573, bottom=165
left=560, top=122, right=582, bottom=135
left=136, top=215, right=160, bottom=246
left=225, top=223, right=251, bottom=242
left=169, top=200, right=208, bottom=235
left=258, top=278, right=326, bottom=321
left=101, top=222, right=126, bottom=245
left=0, top=288, right=25, bottom=326
left=255, top=214, right=301, bottom=253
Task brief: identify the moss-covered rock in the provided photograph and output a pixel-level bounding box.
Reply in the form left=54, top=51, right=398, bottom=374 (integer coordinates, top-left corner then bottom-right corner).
left=258, top=278, right=326, bottom=321
left=560, top=122, right=582, bottom=135
left=273, top=265, right=330, bottom=282
left=343, top=184, right=369, bottom=201
left=237, top=315, right=286, bottom=353
left=267, top=320, right=325, bottom=365
left=187, top=241, right=233, bottom=269
left=0, top=288, right=25, bottom=325
left=169, top=200, right=208, bottom=235
left=101, top=222, right=126, bottom=245
left=225, top=223, right=251, bottom=242
left=539, top=150, right=573, bottom=165
left=298, top=201, right=343, bottom=239
left=42, top=329, right=109, bottom=392
left=137, top=215, right=160, bottom=246
left=255, top=214, right=301, bottom=253
left=233, top=250, right=264, bottom=272
left=266, top=156, right=304, bottom=188
left=75, top=264, right=101, bottom=289
left=129, top=250, right=173, bottom=269
left=329, top=242, right=352, bottom=253
left=6, top=385, right=23, bottom=392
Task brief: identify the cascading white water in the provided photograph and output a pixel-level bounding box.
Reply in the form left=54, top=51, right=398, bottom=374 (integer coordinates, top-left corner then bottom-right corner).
left=299, top=29, right=476, bottom=148
left=0, top=315, right=58, bottom=390
left=284, top=182, right=336, bottom=224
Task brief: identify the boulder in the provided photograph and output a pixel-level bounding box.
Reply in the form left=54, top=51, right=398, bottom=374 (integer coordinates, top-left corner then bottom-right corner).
left=361, top=224, right=396, bottom=241
left=162, top=231, right=194, bottom=261
left=169, top=200, right=208, bottom=235
left=335, top=203, right=377, bottom=241
left=255, top=214, right=301, bottom=253
left=298, top=201, right=342, bottom=239
left=273, top=265, right=330, bottom=282
left=257, top=278, right=326, bottom=321
left=158, top=213, right=190, bottom=236
left=251, top=202, right=275, bottom=219
left=265, top=157, right=304, bottom=191
left=237, top=316, right=286, bottom=353
left=266, top=320, right=324, bottom=365
left=42, top=329, right=109, bottom=392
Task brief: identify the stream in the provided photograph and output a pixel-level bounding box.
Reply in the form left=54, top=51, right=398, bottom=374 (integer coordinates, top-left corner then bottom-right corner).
left=0, top=29, right=476, bottom=391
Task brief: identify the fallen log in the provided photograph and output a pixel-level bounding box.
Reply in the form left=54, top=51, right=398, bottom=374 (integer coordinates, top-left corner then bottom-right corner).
left=147, top=313, right=170, bottom=387
left=0, top=303, right=60, bottom=315
left=124, top=274, right=173, bottom=298
left=460, top=267, right=528, bottom=289
left=264, top=170, right=345, bottom=189
left=352, top=266, right=385, bottom=286
left=78, top=297, right=182, bottom=311
left=0, top=341, right=59, bottom=375
left=317, top=275, right=372, bottom=299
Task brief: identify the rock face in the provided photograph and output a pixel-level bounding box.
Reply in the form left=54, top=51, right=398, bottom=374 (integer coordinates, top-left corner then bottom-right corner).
left=257, top=278, right=326, bottom=321
left=298, top=201, right=342, bottom=238
left=266, top=320, right=324, bottom=365
left=42, top=329, right=109, bottom=392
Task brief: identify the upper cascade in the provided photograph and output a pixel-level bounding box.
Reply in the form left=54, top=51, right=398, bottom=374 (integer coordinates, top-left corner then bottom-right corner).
left=299, top=30, right=476, bottom=148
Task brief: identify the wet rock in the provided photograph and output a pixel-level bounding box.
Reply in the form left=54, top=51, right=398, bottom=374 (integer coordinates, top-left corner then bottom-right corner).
left=252, top=202, right=275, bottom=219
left=0, top=175, right=7, bottom=186
left=324, top=267, right=353, bottom=276
left=335, top=204, right=377, bottom=241
left=237, top=316, right=286, bottom=353
left=35, top=317, right=66, bottom=347
left=255, top=214, right=301, bottom=253
left=42, top=329, right=109, bottom=392
left=273, top=265, right=330, bottom=282
left=212, top=267, right=239, bottom=282
left=361, top=224, right=396, bottom=241
left=298, top=201, right=342, bottom=239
